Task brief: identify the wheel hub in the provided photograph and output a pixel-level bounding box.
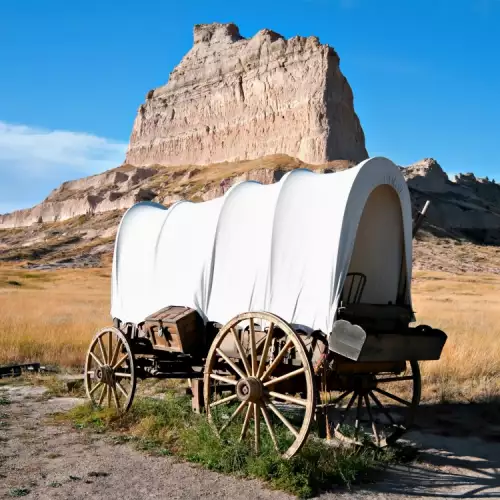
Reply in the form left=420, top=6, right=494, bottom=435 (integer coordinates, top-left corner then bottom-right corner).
left=95, top=365, right=114, bottom=385
left=236, top=377, right=263, bottom=403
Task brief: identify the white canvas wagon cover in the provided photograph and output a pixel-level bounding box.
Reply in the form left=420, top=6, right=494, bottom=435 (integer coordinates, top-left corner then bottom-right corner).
left=111, top=157, right=413, bottom=335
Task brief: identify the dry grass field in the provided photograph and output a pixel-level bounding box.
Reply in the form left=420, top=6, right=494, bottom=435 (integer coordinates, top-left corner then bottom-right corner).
left=0, top=265, right=110, bottom=368
left=0, top=264, right=499, bottom=402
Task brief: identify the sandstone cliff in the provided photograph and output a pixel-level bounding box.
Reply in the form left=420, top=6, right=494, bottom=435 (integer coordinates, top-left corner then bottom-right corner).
left=0, top=155, right=350, bottom=230
left=2, top=156, right=500, bottom=249
left=403, top=158, right=500, bottom=244
left=0, top=166, right=158, bottom=230
left=125, top=23, right=368, bottom=166
left=1, top=155, right=500, bottom=274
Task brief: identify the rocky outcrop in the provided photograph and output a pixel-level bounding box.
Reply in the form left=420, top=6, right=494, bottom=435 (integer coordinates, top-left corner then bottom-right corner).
left=403, top=158, right=450, bottom=192
left=2, top=154, right=500, bottom=273
left=403, top=158, right=500, bottom=244
left=126, top=23, right=367, bottom=167
left=0, top=155, right=352, bottom=232
left=0, top=166, right=157, bottom=229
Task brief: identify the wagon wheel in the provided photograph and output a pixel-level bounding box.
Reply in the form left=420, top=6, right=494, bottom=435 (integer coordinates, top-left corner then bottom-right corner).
left=85, top=327, right=136, bottom=413
left=204, top=312, right=316, bottom=459
left=322, top=360, right=421, bottom=447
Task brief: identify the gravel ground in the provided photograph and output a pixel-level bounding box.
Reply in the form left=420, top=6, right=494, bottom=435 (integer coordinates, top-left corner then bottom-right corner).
left=1, top=385, right=499, bottom=499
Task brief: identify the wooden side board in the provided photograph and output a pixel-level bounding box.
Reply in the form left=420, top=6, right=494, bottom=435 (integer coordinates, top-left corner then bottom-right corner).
left=329, top=319, right=447, bottom=362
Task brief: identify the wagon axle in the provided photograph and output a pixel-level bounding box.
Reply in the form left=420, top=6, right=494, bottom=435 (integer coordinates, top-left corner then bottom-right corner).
left=94, top=365, right=115, bottom=386
left=236, top=377, right=263, bottom=403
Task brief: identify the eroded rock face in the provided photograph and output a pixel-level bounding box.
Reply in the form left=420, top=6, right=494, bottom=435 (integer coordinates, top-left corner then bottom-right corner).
left=0, top=166, right=157, bottom=229
left=126, top=23, right=367, bottom=166
left=404, top=158, right=450, bottom=193
left=403, top=158, right=500, bottom=244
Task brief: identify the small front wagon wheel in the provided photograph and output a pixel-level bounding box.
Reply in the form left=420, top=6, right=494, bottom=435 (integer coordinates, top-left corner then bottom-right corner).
left=204, top=312, right=316, bottom=459
left=85, top=327, right=136, bottom=413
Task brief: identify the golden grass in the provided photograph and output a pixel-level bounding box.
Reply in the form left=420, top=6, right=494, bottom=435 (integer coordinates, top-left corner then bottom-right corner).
left=412, top=271, right=500, bottom=402
left=0, top=265, right=110, bottom=368
left=0, top=264, right=499, bottom=401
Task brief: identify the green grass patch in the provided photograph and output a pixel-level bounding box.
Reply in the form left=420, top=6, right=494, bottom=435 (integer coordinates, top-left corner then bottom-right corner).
left=60, top=393, right=411, bottom=498
left=8, top=488, right=30, bottom=497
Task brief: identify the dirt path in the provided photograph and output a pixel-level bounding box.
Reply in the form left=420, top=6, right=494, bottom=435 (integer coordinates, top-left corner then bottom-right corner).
left=1, top=385, right=499, bottom=499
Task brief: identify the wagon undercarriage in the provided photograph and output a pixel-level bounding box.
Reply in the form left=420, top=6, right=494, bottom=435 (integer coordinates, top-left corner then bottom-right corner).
left=85, top=304, right=445, bottom=458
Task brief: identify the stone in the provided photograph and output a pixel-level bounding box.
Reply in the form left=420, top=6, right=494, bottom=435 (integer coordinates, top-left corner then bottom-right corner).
left=125, top=23, right=368, bottom=167
left=56, top=374, right=84, bottom=392
left=403, top=158, right=450, bottom=193
left=403, top=158, right=500, bottom=244
left=0, top=166, right=157, bottom=229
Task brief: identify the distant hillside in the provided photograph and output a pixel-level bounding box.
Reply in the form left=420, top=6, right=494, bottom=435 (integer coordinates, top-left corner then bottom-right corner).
left=1, top=154, right=499, bottom=274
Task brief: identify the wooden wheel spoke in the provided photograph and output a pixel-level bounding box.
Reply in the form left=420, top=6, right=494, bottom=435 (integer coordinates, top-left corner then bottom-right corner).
left=239, top=403, right=253, bottom=441
left=90, top=351, right=104, bottom=367
left=107, top=384, right=112, bottom=407
left=111, top=384, right=120, bottom=409
left=209, top=393, right=238, bottom=408
left=329, top=390, right=352, bottom=407
left=263, top=367, right=305, bottom=387
left=254, top=402, right=261, bottom=453
left=115, top=372, right=132, bottom=378
left=256, top=322, right=274, bottom=378
left=89, top=382, right=102, bottom=396
left=219, top=400, right=247, bottom=434
left=116, top=380, right=129, bottom=399
left=209, top=373, right=237, bottom=385
left=107, top=331, right=113, bottom=365
left=267, top=401, right=298, bottom=437
left=369, top=391, right=396, bottom=425
left=337, top=391, right=358, bottom=426
left=376, top=376, right=413, bottom=383
left=97, top=384, right=106, bottom=406
left=231, top=328, right=251, bottom=377
left=354, top=394, right=363, bottom=437
left=261, top=338, right=294, bottom=381
left=249, top=319, right=257, bottom=376
left=363, top=394, right=380, bottom=445
left=216, top=348, right=246, bottom=379
left=97, top=337, right=108, bottom=365
left=113, top=353, right=129, bottom=371
left=260, top=404, right=279, bottom=451
left=267, top=390, right=308, bottom=407
left=110, top=338, right=123, bottom=368
left=374, top=387, right=412, bottom=407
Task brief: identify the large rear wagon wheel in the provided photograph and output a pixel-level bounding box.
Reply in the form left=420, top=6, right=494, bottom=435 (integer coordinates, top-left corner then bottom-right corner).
left=84, top=327, right=137, bottom=413
left=323, top=360, right=421, bottom=446
left=204, top=312, right=316, bottom=459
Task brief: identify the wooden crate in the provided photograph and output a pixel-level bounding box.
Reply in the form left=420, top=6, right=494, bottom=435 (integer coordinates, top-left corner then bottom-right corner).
left=144, top=306, right=203, bottom=354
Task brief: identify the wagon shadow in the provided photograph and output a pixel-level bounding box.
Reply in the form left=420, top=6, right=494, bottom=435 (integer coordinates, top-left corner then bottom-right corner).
left=364, top=455, right=500, bottom=498
left=362, top=400, right=500, bottom=498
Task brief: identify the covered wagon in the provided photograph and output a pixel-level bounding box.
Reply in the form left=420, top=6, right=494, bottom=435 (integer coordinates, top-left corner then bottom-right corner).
left=84, top=157, right=447, bottom=458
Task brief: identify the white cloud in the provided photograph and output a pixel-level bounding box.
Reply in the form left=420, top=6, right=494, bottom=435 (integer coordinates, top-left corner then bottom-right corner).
left=0, top=121, right=127, bottom=178
left=0, top=121, right=128, bottom=214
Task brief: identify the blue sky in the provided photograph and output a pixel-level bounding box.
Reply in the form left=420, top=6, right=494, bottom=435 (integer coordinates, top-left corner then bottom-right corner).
left=1, top=0, right=499, bottom=213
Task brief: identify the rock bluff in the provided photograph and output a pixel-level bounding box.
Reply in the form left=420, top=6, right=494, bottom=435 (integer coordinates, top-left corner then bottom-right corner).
left=125, top=23, right=368, bottom=166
